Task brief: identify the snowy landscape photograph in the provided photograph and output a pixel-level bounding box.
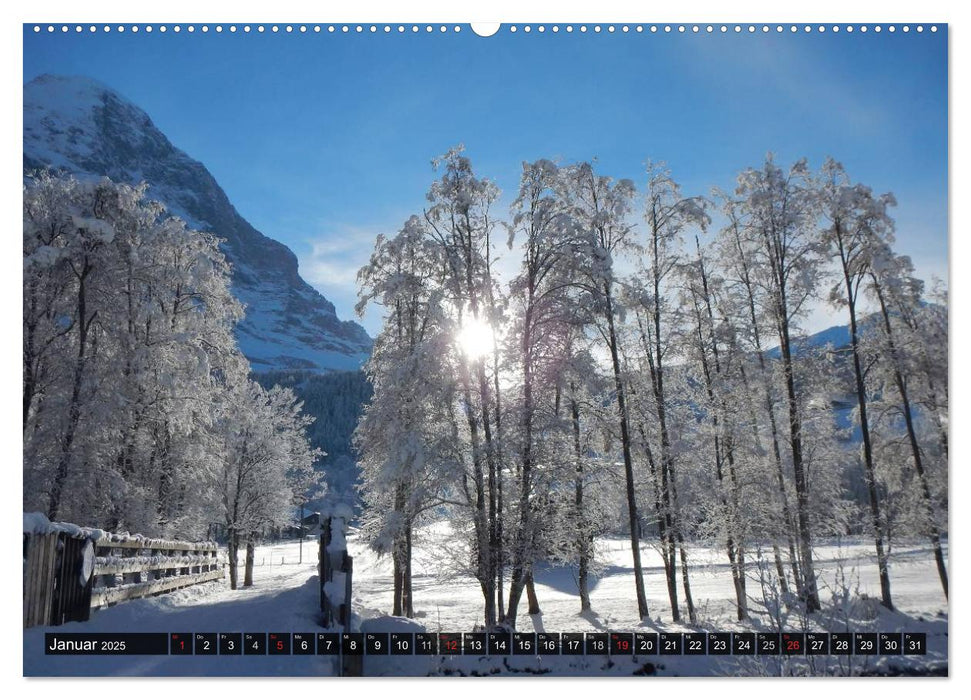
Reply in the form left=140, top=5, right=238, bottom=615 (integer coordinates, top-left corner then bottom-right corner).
left=20, top=21, right=949, bottom=678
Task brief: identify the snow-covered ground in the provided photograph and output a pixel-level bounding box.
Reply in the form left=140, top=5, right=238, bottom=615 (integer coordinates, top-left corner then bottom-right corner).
left=24, top=525, right=948, bottom=677
left=352, top=522, right=947, bottom=631
left=350, top=523, right=948, bottom=676
left=24, top=541, right=333, bottom=676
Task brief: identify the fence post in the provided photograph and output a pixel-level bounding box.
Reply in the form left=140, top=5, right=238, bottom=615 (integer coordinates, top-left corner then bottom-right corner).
left=320, top=519, right=331, bottom=618
left=23, top=533, right=58, bottom=628
left=318, top=515, right=360, bottom=676
left=341, top=555, right=353, bottom=627
left=339, top=555, right=361, bottom=677
left=320, top=516, right=351, bottom=628
left=24, top=532, right=96, bottom=627
left=52, top=534, right=95, bottom=625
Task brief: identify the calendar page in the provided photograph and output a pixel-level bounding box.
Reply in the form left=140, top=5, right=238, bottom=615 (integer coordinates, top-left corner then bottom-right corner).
left=21, top=13, right=948, bottom=680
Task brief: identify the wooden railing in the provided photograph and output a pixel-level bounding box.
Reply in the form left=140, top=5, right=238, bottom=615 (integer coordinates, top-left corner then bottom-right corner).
left=91, top=537, right=222, bottom=608
left=23, top=516, right=223, bottom=628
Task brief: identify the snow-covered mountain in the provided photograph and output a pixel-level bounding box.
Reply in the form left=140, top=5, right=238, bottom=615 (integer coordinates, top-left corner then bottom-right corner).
left=23, top=74, right=371, bottom=373
left=766, top=317, right=876, bottom=359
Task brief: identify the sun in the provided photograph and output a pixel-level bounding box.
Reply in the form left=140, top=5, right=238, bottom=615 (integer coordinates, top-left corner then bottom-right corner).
left=456, top=317, right=495, bottom=361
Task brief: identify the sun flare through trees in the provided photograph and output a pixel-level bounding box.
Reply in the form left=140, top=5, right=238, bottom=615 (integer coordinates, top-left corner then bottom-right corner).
left=353, top=146, right=948, bottom=630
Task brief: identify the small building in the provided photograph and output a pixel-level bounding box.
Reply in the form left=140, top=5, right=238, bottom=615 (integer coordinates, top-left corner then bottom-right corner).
left=283, top=511, right=321, bottom=539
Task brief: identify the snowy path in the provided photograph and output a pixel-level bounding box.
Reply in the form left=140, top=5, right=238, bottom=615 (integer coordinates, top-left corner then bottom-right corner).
left=24, top=540, right=333, bottom=676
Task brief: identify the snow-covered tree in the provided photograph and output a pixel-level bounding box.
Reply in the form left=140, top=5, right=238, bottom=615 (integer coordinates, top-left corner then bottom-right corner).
left=865, top=251, right=948, bottom=598
left=418, top=147, right=506, bottom=627
left=24, top=173, right=320, bottom=561
left=713, top=191, right=804, bottom=597
left=733, top=156, right=825, bottom=612
left=679, top=233, right=754, bottom=620
left=24, top=173, right=247, bottom=536
left=557, top=162, right=654, bottom=620
left=215, top=381, right=319, bottom=589
left=818, top=158, right=897, bottom=609
left=627, top=163, right=709, bottom=623
left=355, top=215, right=456, bottom=616
left=502, top=159, right=588, bottom=625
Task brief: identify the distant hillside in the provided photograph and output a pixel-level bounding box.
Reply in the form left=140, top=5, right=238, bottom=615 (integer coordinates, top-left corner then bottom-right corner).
left=255, top=369, right=372, bottom=508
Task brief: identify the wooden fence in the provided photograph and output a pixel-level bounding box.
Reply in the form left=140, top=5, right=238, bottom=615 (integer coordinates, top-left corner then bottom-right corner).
left=24, top=522, right=223, bottom=628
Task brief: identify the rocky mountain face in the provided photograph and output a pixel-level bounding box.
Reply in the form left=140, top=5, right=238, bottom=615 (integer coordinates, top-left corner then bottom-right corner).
left=24, top=74, right=371, bottom=373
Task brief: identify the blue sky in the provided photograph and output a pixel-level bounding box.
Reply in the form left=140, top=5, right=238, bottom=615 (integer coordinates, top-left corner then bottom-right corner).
left=23, top=25, right=948, bottom=335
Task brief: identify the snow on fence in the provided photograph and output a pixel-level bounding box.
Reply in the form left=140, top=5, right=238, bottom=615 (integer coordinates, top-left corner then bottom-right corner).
left=90, top=536, right=222, bottom=608
left=319, top=513, right=358, bottom=676
left=319, top=515, right=353, bottom=628
left=23, top=513, right=223, bottom=628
